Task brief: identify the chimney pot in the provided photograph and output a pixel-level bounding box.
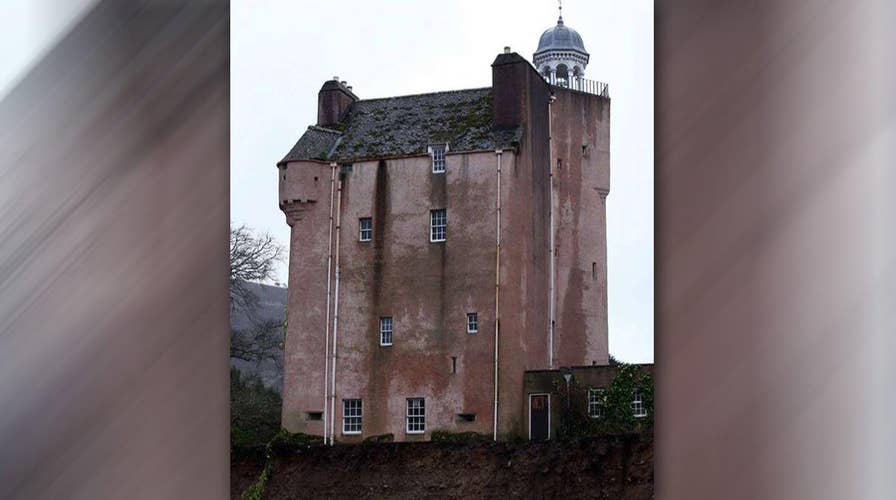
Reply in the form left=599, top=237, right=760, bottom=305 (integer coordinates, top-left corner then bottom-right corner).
left=332, top=75, right=339, bottom=81
left=504, top=46, right=511, bottom=54
left=341, top=81, right=347, bottom=86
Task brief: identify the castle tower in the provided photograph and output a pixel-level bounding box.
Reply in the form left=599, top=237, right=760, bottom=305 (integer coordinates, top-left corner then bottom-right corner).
left=532, top=3, right=590, bottom=89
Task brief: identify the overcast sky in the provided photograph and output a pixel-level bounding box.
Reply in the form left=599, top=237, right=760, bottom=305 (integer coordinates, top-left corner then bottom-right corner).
left=231, top=0, right=653, bottom=363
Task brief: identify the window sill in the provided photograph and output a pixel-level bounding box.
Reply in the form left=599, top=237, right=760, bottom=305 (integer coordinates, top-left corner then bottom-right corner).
left=380, top=343, right=393, bottom=347
left=406, top=430, right=425, bottom=435
left=430, top=239, right=446, bottom=244
left=342, top=431, right=362, bottom=435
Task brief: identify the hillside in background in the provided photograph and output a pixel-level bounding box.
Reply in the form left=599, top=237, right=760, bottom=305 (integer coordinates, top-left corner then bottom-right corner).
left=231, top=281, right=287, bottom=393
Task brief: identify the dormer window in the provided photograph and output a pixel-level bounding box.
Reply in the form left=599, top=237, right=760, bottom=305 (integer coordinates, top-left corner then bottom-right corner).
left=429, top=144, right=448, bottom=174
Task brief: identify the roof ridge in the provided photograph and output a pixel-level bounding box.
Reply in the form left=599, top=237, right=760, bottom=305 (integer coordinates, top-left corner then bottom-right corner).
left=357, top=86, right=491, bottom=104
left=307, top=125, right=342, bottom=134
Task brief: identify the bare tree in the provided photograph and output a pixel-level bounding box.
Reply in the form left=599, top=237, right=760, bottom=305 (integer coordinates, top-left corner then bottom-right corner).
left=230, top=223, right=284, bottom=317
left=231, top=318, right=285, bottom=368
left=230, top=223, right=285, bottom=366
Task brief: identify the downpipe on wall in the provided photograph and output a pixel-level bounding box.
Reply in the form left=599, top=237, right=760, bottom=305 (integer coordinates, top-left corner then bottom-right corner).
left=493, top=149, right=503, bottom=441
left=321, top=162, right=337, bottom=444
left=329, top=176, right=344, bottom=445
left=548, top=94, right=557, bottom=369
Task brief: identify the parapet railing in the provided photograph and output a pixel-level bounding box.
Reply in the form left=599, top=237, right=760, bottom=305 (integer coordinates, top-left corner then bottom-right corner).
left=543, top=75, right=609, bottom=98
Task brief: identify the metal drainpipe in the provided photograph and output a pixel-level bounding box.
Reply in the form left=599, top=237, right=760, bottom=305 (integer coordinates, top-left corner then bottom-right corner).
left=548, top=94, right=557, bottom=369
left=329, top=177, right=344, bottom=445
left=321, top=162, right=337, bottom=444
left=493, top=149, right=503, bottom=441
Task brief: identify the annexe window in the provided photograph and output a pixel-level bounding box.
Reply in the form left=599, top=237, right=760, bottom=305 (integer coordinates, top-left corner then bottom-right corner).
left=588, top=388, right=604, bottom=418
left=343, top=399, right=362, bottom=434
left=406, top=398, right=426, bottom=433
left=632, top=391, right=647, bottom=418
left=467, top=312, right=478, bottom=333
left=430, top=144, right=447, bottom=173
left=430, top=209, right=447, bottom=242
left=359, top=217, right=372, bottom=242
left=379, top=317, right=393, bottom=346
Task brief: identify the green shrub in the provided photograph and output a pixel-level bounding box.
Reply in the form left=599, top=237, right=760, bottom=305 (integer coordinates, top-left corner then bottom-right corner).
left=269, top=429, right=323, bottom=450
left=430, top=430, right=489, bottom=443
left=231, top=368, right=282, bottom=450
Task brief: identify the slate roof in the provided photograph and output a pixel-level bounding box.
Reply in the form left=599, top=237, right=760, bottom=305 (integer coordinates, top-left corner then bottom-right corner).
left=279, top=87, right=522, bottom=165
left=280, top=126, right=341, bottom=163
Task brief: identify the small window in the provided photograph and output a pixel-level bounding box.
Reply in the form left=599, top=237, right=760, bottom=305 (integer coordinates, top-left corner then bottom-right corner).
left=406, top=398, right=426, bottom=433
left=359, top=217, right=372, bottom=242
left=430, top=209, right=447, bottom=242
left=451, top=356, right=457, bottom=374
left=431, top=145, right=446, bottom=173
left=466, top=313, right=478, bottom=333
left=631, top=391, right=647, bottom=418
left=340, top=163, right=353, bottom=173
left=305, top=411, right=323, bottom=421
left=343, top=399, right=362, bottom=434
left=588, top=388, right=604, bottom=418
left=379, top=317, right=393, bottom=346
left=456, top=413, right=476, bottom=423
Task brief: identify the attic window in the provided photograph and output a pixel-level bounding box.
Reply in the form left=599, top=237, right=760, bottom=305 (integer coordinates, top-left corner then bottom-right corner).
left=429, top=144, right=447, bottom=173
left=340, top=163, right=353, bottom=174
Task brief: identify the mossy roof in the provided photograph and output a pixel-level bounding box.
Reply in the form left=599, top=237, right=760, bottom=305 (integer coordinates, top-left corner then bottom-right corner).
left=279, top=87, right=521, bottom=165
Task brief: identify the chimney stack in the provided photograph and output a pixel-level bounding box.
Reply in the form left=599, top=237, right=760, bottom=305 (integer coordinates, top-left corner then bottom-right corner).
left=317, top=77, right=358, bottom=128
left=491, top=51, right=533, bottom=128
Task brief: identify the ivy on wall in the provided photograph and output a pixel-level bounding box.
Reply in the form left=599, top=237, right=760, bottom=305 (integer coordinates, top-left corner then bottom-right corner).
left=552, top=364, right=653, bottom=439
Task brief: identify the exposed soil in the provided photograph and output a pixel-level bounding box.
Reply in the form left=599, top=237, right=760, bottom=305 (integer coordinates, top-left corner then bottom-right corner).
left=231, top=452, right=266, bottom=499
left=232, top=434, right=653, bottom=499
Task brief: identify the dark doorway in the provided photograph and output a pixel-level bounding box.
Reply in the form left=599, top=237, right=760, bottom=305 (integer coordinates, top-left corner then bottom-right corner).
left=529, top=393, right=550, bottom=441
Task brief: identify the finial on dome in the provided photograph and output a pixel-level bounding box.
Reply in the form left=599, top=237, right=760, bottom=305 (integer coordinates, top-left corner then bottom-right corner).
left=558, top=0, right=564, bottom=24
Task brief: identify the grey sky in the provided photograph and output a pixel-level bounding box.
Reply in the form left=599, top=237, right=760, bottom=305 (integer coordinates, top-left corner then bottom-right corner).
left=231, top=0, right=653, bottom=363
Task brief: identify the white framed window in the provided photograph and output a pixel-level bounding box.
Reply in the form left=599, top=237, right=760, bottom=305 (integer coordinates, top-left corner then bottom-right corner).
left=588, top=388, right=604, bottom=418
left=379, top=316, right=393, bottom=346
left=406, top=398, right=425, bottom=433
left=466, top=312, right=478, bottom=333
left=359, top=217, right=372, bottom=241
left=631, top=391, right=647, bottom=418
left=430, top=144, right=446, bottom=173
left=343, top=399, right=362, bottom=434
left=430, top=209, right=446, bottom=242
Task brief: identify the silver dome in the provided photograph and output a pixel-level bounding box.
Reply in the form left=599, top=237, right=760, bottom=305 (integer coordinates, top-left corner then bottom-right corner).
left=534, top=18, right=588, bottom=56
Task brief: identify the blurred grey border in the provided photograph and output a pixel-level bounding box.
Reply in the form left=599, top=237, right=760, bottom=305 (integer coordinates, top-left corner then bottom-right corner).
left=655, top=1, right=896, bottom=499
left=0, top=1, right=229, bottom=499
left=2, top=1, right=895, bottom=499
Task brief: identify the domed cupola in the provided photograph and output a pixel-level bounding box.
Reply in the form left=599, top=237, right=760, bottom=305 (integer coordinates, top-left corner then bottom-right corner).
left=533, top=3, right=590, bottom=89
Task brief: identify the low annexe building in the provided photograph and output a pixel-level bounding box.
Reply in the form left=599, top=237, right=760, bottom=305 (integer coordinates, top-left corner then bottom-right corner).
left=524, top=364, right=654, bottom=441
